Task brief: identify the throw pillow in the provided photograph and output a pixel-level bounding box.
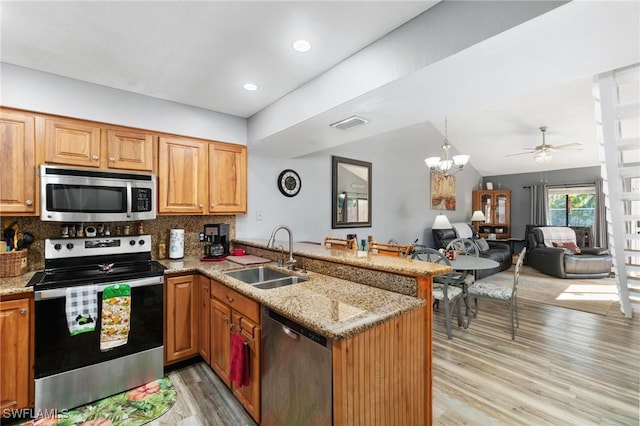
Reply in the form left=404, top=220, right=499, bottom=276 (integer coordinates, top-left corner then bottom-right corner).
left=552, top=241, right=582, bottom=254
left=476, top=238, right=490, bottom=252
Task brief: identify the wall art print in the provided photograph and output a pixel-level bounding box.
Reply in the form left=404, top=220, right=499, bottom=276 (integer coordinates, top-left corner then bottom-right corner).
left=431, top=170, right=456, bottom=210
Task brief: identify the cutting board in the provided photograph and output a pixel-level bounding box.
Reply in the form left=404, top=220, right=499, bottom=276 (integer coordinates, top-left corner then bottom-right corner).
left=226, top=255, right=271, bottom=265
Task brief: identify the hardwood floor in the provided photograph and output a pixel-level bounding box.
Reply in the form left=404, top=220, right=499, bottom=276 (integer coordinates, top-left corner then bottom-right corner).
left=150, top=361, right=254, bottom=426
left=156, top=299, right=639, bottom=425
left=432, top=299, right=639, bottom=425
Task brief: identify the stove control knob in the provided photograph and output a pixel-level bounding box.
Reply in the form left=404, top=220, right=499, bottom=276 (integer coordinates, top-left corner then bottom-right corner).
left=66, top=243, right=74, bottom=250
left=54, top=243, right=62, bottom=250
left=129, top=240, right=136, bottom=246
left=138, top=239, right=145, bottom=245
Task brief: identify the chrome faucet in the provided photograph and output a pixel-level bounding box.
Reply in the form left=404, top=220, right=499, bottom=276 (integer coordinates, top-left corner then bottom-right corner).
left=267, top=225, right=296, bottom=270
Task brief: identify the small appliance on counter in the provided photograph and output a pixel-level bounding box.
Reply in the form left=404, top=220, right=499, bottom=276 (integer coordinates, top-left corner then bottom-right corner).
left=169, top=229, right=185, bottom=259
left=201, top=223, right=230, bottom=261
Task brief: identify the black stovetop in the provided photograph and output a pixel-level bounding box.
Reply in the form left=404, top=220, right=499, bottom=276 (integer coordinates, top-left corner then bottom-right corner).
left=28, top=253, right=165, bottom=290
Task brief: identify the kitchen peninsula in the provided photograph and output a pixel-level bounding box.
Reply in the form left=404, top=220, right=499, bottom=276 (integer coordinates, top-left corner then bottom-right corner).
left=1, top=239, right=447, bottom=425
left=229, top=238, right=445, bottom=425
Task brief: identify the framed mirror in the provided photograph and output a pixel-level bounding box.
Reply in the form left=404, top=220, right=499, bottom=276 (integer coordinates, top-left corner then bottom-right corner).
left=332, top=156, right=372, bottom=229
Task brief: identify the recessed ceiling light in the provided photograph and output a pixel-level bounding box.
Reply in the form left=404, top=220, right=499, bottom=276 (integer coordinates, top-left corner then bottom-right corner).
left=243, top=83, right=258, bottom=91
left=293, top=39, right=311, bottom=52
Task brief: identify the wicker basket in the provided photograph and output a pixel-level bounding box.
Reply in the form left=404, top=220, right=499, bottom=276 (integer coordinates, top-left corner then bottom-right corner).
left=0, top=249, right=28, bottom=277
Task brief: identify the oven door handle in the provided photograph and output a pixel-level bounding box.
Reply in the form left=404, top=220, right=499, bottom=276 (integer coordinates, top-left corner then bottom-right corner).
left=126, top=182, right=132, bottom=219
left=35, top=276, right=164, bottom=301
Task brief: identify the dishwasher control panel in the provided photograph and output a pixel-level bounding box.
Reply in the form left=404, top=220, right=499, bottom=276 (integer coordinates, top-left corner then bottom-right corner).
left=267, top=309, right=328, bottom=347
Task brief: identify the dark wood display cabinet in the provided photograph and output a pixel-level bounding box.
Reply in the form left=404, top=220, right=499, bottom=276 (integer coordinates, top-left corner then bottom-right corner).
left=472, top=189, right=512, bottom=239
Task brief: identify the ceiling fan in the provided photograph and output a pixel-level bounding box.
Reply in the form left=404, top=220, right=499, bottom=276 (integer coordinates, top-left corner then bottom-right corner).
left=507, top=126, right=582, bottom=163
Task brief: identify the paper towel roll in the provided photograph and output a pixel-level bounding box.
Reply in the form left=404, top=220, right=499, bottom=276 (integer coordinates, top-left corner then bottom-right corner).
left=169, top=229, right=185, bottom=259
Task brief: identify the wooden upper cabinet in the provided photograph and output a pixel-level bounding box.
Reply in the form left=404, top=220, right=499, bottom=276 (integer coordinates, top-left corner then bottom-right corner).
left=45, top=117, right=154, bottom=171
left=0, top=110, right=37, bottom=214
left=45, top=117, right=102, bottom=167
left=158, top=136, right=208, bottom=214
left=158, top=137, right=247, bottom=215
left=209, top=143, right=247, bottom=214
left=105, top=128, right=154, bottom=171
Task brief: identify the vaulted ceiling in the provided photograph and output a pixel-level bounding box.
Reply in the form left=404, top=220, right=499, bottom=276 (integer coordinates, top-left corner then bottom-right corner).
left=2, top=1, right=638, bottom=176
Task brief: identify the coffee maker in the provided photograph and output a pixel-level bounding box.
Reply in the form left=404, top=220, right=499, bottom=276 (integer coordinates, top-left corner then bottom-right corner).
left=203, top=224, right=230, bottom=259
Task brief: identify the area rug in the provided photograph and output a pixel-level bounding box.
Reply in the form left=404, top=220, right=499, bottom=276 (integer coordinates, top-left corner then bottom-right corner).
left=22, top=377, right=176, bottom=426
left=487, top=265, right=618, bottom=316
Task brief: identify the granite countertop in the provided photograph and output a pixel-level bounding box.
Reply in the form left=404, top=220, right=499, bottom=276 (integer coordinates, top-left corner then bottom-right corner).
left=233, top=238, right=450, bottom=277
left=160, top=256, right=425, bottom=340
left=0, top=271, right=37, bottom=297
left=0, top=242, right=441, bottom=340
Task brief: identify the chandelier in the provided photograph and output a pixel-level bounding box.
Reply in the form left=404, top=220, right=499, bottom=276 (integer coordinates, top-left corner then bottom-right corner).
left=424, top=117, right=470, bottom=176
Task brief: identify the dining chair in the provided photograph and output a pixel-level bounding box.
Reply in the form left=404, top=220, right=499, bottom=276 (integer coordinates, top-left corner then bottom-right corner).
left=467, top=247, right=527, bottom=340
left=446, top=238, right=480, bottom=257
left=412, top=248, right=464, bottom=339
left=324, top=236, right=355, bottom=249
left=368, top=241, right=413, bottom=257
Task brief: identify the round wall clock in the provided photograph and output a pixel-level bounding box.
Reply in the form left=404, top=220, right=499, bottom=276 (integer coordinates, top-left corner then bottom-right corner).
left=277, top=169, right=302, bottom=197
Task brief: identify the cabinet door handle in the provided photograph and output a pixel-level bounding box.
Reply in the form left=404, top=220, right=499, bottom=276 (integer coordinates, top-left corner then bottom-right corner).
left=204, top=286, right=208, bottom=291
left=25, top=199, right=33, bottom=206
left=92, top=155, right=99, bottom=160
left=199, top=203, right=204, bottom=208
left=226, top=294, right=234, bottom=303
left=19, top=309, right=27, bottom=315
left=210, top=204, right=215, bottom=208
left=109, top=156, right=115, bottom=162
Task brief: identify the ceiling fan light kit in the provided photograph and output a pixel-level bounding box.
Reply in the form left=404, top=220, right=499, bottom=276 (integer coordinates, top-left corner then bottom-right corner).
left=506, top=125, right=583, bottom=162
left=534, top=150, right=552, bottom=164
left=425, top=117, right=470, bottom=176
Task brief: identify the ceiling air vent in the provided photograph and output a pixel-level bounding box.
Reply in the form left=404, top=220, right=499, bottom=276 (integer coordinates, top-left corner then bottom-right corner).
left=329, top=115, right=369, bottom=131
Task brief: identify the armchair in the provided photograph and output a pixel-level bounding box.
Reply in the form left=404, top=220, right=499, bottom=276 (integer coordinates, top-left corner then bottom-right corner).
left=432, top=223, right=512, bottom=280
left=526, top=226, right=612, bottom=279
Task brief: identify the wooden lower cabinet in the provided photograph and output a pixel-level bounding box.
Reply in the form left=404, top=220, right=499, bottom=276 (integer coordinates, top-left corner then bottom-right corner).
left=165, top=273, right=431, bottom=425
left=333, top=305, right=429, bottom=425
left=230, top=312, right=260, bottom=421
left=210, top=297, right=231, bottom=384
left=165, top=274, right=199, bottom=364
left=198, top=276, right=211, bottom=364
left=210, top=280, right=261, bottom=423
left=0, top=297, right=33, bottom=412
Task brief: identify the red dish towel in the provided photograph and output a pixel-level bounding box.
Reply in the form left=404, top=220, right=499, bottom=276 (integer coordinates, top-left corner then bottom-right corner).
left=229, top=332, right=250, bottom=387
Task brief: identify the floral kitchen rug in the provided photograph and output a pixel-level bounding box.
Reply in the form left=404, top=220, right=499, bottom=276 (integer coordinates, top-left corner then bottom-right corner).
left=21, top=377, right=176, bottom=426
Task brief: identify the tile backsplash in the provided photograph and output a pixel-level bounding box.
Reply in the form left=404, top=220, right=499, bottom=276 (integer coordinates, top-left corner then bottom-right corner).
left=0, top=215, right=236, bottom=270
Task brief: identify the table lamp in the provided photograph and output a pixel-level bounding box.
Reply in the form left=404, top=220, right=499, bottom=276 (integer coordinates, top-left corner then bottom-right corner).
left=471, top=210, right=486, bottom=222
left=432, top=213, right=452, bottom=230
left=471, top=210, right=486, bottom=234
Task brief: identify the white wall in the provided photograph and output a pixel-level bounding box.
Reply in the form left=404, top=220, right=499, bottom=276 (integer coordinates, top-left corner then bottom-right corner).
left=2, top=64, right=480, bottom=246
left=237, top=122, right=481, bottom=247
left=0, top=63, right=247, bottom=144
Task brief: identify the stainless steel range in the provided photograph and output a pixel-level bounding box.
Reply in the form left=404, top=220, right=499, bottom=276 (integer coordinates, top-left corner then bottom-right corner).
left=28, top=235, right=165, bottom=411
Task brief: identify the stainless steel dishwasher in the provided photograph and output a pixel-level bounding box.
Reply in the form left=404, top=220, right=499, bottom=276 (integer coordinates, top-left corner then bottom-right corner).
left=261, top=307, right=333, bottom=425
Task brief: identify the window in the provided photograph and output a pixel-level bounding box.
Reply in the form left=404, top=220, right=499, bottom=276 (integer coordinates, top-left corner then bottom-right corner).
left=547, top=185, right=596, bottom=227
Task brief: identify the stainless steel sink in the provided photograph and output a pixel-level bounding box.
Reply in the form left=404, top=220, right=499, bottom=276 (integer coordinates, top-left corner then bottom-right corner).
left=253, top=275, right=308, bottom=290
left=223, top=266, right=308, bottom=289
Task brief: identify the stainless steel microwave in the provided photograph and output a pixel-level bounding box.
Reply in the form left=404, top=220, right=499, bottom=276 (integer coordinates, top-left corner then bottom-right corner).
left=40, top=165, right=156, bottom=222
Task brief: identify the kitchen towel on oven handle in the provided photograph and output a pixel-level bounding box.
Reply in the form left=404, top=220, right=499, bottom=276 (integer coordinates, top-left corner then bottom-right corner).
left=66, top=285, right=98, bottom=335
left=100, top=284, right=131, bottom=351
